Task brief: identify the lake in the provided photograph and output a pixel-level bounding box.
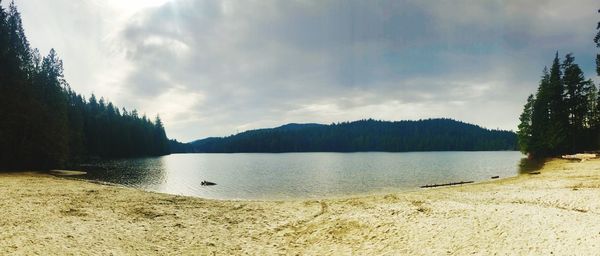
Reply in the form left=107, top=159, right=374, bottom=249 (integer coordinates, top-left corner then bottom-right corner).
left=80, top=151, right=524, bottom=200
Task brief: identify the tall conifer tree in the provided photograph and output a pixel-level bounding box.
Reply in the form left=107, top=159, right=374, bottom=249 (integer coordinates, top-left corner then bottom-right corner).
left=562, top=54, right=596, bottom=150
left=517, top=95, right=535, bottom=154
left=529, top=67, right=551, bottom=156
left=546, top=53, right=568, bottom=154
left=595, top=9, right=600, bottom=76
left=0, top=2, right=172, bottom=170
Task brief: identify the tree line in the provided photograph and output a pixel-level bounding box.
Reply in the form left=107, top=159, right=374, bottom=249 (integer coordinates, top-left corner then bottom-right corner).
left=0, top=2, right=170, bottom=170
left=185, top=119, right=517, bottom=153
left=517, top=10, right=600, bottom=157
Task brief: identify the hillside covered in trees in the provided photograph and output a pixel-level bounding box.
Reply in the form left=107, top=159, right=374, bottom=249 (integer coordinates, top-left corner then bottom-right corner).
left=180, top=119, right=517, bottom=153
left=517, top=10, right=600, bottom=158
left=0, top=2, right=170, bottom=170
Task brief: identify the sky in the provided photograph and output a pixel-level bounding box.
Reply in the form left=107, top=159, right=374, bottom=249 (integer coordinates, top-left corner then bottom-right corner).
left=11, top=0, right=600, bottom=142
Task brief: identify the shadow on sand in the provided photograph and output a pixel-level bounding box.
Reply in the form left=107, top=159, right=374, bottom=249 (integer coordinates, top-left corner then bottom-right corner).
left=518, top=158, right=545, bottom=174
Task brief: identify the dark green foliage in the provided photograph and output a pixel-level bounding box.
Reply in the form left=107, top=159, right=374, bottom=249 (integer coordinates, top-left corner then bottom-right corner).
left=518, top=53, right=598, bottom=157
left=78, top=95, right=170, bottom=159
left=595, top=9, right=600, bottom=76
left=529, top=68, right=552, bottom=156
left=0, top=2, right=170, bottom=170
left=169, top=139, right=194, bottom=153
left=517, top=94, right=535, bottom=154
left=562, top=54, right=597, bottom=151
left=31, top=48, right=70, bottom=167
left=546, top=53, right=569, bottom=154
left=183, top=119, right=517, bottom=153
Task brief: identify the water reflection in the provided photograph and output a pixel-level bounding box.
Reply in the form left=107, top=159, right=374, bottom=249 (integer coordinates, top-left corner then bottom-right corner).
left=82, top=157, right=167, bottom=191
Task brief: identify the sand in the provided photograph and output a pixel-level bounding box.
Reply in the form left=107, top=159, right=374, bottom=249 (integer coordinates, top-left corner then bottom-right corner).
left=1, top=158, right=600, bottom=255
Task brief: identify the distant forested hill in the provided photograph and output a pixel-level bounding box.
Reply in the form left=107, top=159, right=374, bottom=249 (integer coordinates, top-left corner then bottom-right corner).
left=179, top=119, right=517, bottom=153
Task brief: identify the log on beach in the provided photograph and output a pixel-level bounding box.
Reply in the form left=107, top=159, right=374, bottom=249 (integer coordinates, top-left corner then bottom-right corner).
left=49, top=170, right=87, bottom=176
left=420, top=181, right=474, bottom=188
left=201, top=180, right=217, bottom=186
left=562, top=153, right=597, bottom=162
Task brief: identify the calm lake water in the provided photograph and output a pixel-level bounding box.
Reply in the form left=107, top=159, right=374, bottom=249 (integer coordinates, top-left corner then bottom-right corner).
left=80, top=152, right=524, bottom=200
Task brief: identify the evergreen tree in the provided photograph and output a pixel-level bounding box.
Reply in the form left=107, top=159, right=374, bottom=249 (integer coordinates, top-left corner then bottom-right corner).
left=0, top=2, right=173, bottom=170
left=529, top=67, right=551, bottom=156
left=0, top=1, right=39, bottom=169
left=546, top=53, right=568, bottom=154
left=31, top=49, right=70, bottom=167
left=517, top=95, right=535, bottom=154
left=593, top=93, right=600, bottom=128
left=0, top=0, right=14, bottom=168
left=65, top=88, right=86, bottom=162
left=594, top=9, right=600, bottom=147
left=6, top=1, right=32, bottom=74
left=595, top=9, right=600, bottom=76
left=520, top=52, right=599, bottom=157
left=562, top=53, right=596, bottom=150
left=0, top=0, right=8, bottom=68
left=154, top=115, right=170, bottom=155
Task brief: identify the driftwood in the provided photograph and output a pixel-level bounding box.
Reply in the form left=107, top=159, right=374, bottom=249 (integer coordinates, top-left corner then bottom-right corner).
left=420, top=181, right=474, bottom=188
left=201, top=180, right=217, bottom=186
left=49, top=170, right=87, bottom=176
left=562, top=153, right=597, bottom=162
left=528, top=171, right=541, bottom=175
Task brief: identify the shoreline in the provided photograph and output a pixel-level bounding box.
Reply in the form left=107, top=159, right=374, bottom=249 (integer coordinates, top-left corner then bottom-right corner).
left=54, top=176, right=516, bottom=203
left=54, top=166, right=525, bottom=202
left=2, top=158, right=600, bottom=254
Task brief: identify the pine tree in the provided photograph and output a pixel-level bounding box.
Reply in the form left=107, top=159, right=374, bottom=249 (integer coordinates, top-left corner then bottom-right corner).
left=562, top=53, right=596, bottom=150
left=595, top=9, right=600, bottom=76
left=154, top=115, right=170, bottom=155
left=546, top=53, right=568, bottom=154
left=0, top=2, right=173, bottom=170
left=0, top=0, right=8, bottom=68
left=521, top=51, right=599, bottom=157
left=594, top=9, right=600, bottom=148
left=530, top=67, right=551, bottom=156
left=0, top=1, right=39, bottom=169
left=518, top=95, right=535, bottom=154
left=585, top=83, right=598, bottom=127
left=7, top=1, right=32, bottom=74
left=65, top=88, right=86, bottom=162
left=0, top=0, right=13, bottom=168
left=30, top=49, right=70, bottom=167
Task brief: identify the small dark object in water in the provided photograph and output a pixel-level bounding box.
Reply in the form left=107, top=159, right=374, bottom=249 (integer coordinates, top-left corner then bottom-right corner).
left=528, top=171, right=541, bottom=175
left=420, top=181, right=474, bottom=188
left=491, top=176, right=500, bottom=179
left=201, top=180, right=217, bottom=186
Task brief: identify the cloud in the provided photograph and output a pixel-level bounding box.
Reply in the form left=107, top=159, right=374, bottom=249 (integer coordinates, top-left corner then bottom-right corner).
left=16, top=0, right=600, bottom=141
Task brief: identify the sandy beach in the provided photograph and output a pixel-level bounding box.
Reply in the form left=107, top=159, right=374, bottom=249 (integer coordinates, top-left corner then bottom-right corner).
left=1, top=158, right=600, bottom=255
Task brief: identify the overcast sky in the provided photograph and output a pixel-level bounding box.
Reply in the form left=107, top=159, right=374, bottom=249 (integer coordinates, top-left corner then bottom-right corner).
left=11, top=0, right=600, bottom=141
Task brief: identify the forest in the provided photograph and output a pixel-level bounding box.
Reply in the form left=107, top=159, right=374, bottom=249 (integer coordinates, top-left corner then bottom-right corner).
left=0, top=2, right=170, bottom=170
left=183, top=119, right=517, bottom=153
left=517, top=10, right=600, bottom=158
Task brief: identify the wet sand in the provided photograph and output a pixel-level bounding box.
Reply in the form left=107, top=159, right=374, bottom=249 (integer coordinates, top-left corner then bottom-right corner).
left=1, top=158, right=600, bottom=255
